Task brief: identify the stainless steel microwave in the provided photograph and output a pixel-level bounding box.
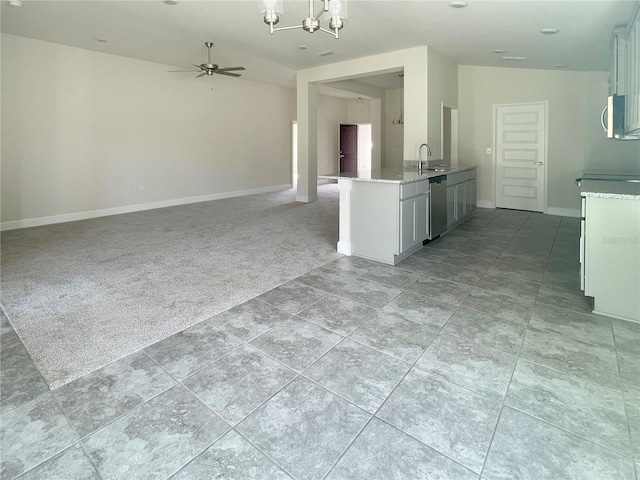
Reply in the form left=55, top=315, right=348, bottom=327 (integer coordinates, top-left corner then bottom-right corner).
left=601, top=94, right=640, bottom=140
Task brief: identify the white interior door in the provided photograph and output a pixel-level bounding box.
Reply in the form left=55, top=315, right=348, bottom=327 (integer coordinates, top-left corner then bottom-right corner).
left=495, top=103, right=546, bottom=212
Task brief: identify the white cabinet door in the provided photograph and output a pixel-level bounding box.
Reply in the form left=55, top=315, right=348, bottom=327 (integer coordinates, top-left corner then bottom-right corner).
left=469, top=179, right=477, bottom=211
left=446, top=185, right=456, bottom=227
left=610, top=27, right=628, bottom=95
left=626, top=6, right=640, bottom=133
left=400, top=198, right=415, bottom=254
left=415, top=194, right=428, bottom=241
left=455, top=183, right=463, bottom=220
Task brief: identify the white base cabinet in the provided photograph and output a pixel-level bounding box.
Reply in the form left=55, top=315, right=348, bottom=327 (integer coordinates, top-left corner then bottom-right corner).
left=583, top=195, right=640, bottom=322
left=348, top=179, right=430, bottom=265
left=446, top=169, right=477, bottom=230
left=400, top=194, right=429, bottom=254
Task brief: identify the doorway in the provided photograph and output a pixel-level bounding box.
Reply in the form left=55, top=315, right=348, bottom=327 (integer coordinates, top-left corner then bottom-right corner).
left=291, top=120, right=298, bottom=187
left=494, top=102, right=547, bottom=212
left=441, top=102, right=459, bottom=165
left=339, top=124, right=357, bottom=173
left=339, top=124, right=372, bottom=173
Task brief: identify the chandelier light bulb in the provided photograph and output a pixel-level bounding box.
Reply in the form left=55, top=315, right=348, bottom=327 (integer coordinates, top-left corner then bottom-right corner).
left=260, top=0, right=281, bottom=26
left=329, top=0, right=342, bottom=17
left=262, top=0, right=347, bottom=38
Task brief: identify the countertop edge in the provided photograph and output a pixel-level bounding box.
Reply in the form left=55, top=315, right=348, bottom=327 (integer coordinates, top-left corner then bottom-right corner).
left=581, top=191, right=640, bottom=200
left=318, top=165, right=477, bottom=184
left=579, top=178, right=640, bottom=200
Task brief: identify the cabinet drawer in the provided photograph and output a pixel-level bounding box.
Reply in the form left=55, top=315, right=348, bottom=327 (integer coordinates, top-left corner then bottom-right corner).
left=400, top=183, right=417, bottom=199
left=416, top=180, right=429, bottom=195
left=447, top=172, right=465, bottom=186
left=464, top=169, right=477, bottom=181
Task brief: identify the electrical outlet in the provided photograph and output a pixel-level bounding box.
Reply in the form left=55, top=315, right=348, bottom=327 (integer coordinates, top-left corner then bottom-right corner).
left=486, top=147, right=492, bottom=155
left=134, top=184, right=145, bottom=192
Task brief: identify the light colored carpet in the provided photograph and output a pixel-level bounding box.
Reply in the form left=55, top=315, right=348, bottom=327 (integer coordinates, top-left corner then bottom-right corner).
left=0, top=184, right=341, bottom=389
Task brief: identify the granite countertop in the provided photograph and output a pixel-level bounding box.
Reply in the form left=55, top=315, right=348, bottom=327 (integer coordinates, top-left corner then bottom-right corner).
left=319, top=164, right=477, bottom=184
left=580, top=179, right=640, bottom=200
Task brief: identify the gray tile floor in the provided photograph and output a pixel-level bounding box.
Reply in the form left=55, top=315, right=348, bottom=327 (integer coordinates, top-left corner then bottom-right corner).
left=2, top=208, right=639, bottom=479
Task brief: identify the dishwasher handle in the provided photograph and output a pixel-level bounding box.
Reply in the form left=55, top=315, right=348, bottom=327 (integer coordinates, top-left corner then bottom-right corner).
left=429, top=175, right=447, bottom=184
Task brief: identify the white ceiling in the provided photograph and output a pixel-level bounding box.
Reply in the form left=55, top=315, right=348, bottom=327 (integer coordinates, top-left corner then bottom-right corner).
left=2, top=0, right=638, bottom=90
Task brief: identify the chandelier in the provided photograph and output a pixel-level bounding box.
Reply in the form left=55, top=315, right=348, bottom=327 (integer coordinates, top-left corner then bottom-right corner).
left=260, top=0, right=348, bottom=39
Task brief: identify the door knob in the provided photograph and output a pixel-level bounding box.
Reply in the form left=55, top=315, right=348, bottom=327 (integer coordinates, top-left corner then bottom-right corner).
left=533, top=162, right=543, bottom=165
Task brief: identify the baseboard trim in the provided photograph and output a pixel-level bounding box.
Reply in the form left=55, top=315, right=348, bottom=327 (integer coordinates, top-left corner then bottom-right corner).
left=337, top=241, right=351, bottom=255
left=1, top=184, right=293, bottom=231
left=477, top=200, right=494, bottom=209
left=547, top=207, right=580, bottom=218
left=295, top=194, right=319, bottom=203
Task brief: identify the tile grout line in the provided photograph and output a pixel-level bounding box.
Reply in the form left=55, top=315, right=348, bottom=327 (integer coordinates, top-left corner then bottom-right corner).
left=320, top=297, right=475, bottom=479
left=477, top=289, right=535, bottom=479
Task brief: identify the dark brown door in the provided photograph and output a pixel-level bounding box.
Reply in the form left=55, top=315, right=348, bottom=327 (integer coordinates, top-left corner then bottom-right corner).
left=339, top=124, right=358, bottom=173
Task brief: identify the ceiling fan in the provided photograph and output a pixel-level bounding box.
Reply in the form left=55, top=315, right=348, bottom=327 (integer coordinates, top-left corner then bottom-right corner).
left=169, top=42, right=245, bottom=78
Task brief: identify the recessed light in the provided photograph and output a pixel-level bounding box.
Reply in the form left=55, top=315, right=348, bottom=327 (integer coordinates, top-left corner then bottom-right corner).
left=493, top=49, right=506, bottom=54
left=298, top=45, right=308, bottom=50
left=502, top=56, right=525, bottom=61
left=8, top=0, right=23, bottom=7
left=95, top=37, right=109, bottom=43
left=449, top=1, right=468, bottom=8
left=540, top=28, right=559, bottom=35
left=317, top=50, right=334, bottom=57
left=554, top=64, right=567, bottom=68
left=162, top=0, right=178, bottom=4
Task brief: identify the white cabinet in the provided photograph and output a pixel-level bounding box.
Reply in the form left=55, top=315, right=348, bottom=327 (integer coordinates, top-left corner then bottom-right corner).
left=400, top=181, right=429, bottom=254
left=400, top=198, right=415, bottom=254
left=469, top=179, right=477, bottom=210
left=611, top=3, right=640, bottom=134
left=446, top=169, right=477, bottom=230
left=348, top=178, right=430, bottom=264
left=625, top=4, right=640, bottom=133
left=583, top=194, right=640, bottom=322
left=610, top=27, right=627, bottom=96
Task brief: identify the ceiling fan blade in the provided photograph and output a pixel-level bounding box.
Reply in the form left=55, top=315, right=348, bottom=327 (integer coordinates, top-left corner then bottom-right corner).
left=216, top=66, right=245, bottom=72
left=216, top=71, right=242, bottom=77
left=168, top=70, right=199, bottom=72
left=196, top=72, right=207, bottom=78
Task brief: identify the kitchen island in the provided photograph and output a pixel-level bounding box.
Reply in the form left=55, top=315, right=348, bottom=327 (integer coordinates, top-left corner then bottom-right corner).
left=320, top=165, right=477, bottom=265
left=580, top=177, right=640, bottom=323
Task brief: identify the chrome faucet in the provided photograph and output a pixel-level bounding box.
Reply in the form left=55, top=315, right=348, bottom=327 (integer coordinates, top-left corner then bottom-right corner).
left=418, top=143, right=432, bottom=173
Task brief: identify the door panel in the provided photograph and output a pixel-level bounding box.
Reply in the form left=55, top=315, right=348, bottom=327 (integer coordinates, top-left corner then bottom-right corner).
left=469, top=179, right=477, bottom=210
left=456, top=183, right=465, bottom=220
left=415, top=194, right=428, bottom=241
left=339, top=124, right=358, bottom=173
left=400, top=198, right=415, bottom=253
left=495, top=103, right=546, bottom=212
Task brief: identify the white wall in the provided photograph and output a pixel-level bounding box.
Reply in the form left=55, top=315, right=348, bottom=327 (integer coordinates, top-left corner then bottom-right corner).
left=427, top=49, right=459, bottom=161
left=316, top=95, right=348, bottom=175
left=296, top=46, right=430, bottom=202
left=357, top=124, right=372, bottom=171
left=384, top=88, right=404, bottom=168
left=458, top=65, right=591, bottom=213
left=347, top=97, right=372, bottom=124
left=1, top=34, right=296, bottom=226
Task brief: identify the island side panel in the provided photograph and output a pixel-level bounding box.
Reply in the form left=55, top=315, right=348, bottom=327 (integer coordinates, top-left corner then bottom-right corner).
left=350, top=181, right=399, bottom=264
left=585, top=196, right=640, bottom=322
left=337, top=178, right=353, bottom=255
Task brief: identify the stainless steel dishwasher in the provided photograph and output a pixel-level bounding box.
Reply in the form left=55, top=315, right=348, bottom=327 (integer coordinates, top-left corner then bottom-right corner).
left=428, top=175, right=447, bottom=239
